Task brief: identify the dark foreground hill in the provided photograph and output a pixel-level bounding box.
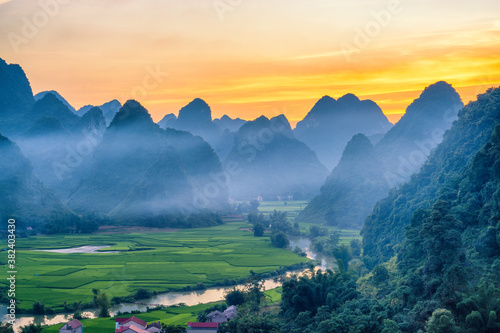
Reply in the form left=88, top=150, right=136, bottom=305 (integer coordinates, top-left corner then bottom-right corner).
left=363, top=86, right=500, bottom=267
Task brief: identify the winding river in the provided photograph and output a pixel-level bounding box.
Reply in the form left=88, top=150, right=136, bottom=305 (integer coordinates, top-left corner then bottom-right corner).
left=1, top=237, right=334, bottom=331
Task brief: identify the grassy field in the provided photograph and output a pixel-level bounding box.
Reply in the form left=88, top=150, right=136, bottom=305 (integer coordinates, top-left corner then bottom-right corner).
left=258, top=201, right=361, bottom=244
left=41, top=288, right=283, bottom=333
left=258, top=201, right=308, bottom=220
left=2, top=222, right=306, bottom=311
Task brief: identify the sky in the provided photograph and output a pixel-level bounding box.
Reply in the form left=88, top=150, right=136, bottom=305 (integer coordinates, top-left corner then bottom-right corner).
left=1, top=0, right=499, bottom=126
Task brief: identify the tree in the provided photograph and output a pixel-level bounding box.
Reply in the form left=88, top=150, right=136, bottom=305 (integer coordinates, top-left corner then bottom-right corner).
left=246, top=274, right=264, bottom=307
left=372, top=265, right=389, bottom=285
left=95, top=290, right=111, bottom=317
left=249, top=199, right=260, bottom=212
left=426, top=309, right=457, bottom=333
left=73, top=310, right=83, bottom=320
left=0, top=323, right=13, bottom=333
left=161, top=323, right=186, bottom=333
left=220, top=313, right=281, bottom=333
left=311, top=239, right=324, bottom=253
left=270, top=210, right=291, bottom=233
left=271, top=231, right=289, bottom=248
left=248, top=212, right=268, bottom=227
left=32, top=301, right=45, bottom=315
left=75, top=216, right=99, bottom=233
left=329, top=231, right=340, bottom=248
left=225, top=288, right=246, bottom=306
left=309, top=225, right=327, bottom=238
left=350, top=239, right=362, bottom=256
left=332, top=245, right=352, bottom=270
left=381, top=319, right=401, bottom=333
left=20, top=324, right=42, bottom=333
left=253, top=223, right=264, bottom=237
left=134, top=288, right=152, bottom=300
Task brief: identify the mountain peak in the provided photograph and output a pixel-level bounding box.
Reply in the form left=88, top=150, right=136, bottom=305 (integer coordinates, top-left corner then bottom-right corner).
left=270, top=114, right=294, bottom=138
left=341, top=133, right=373, bottom=159
left=311, top=95, right=337, bottom=112
left=31, top=93, right=80, bottom=129
left=79, top=106, right=106, bottom=131
left=338, top=93, right=361, bottom=105
left=398, top=81, right=463, bottom=121
left=109, top=100, right=155, bottom=128
left=319, top=95, right=336, bottom=102
left=158, top=113, right=177, bottom=129
left=425, top=81, right=458, bottom=98
left=178, top=98, right=212, bottom=123
left=0, top=58, right=35, bottom=129
left=34, top=90, right=77, bottom=114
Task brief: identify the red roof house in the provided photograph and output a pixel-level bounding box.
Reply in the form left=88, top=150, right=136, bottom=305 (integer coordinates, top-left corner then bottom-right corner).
left=115, top=316, right=147, bottom=331
left=187, top=322, right=219, bottom=332
left=60, top=319, right=83, bottom=333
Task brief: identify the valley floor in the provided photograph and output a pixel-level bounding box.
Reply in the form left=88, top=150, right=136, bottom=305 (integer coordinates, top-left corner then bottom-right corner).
left=7, top=220, right=305, bottom=312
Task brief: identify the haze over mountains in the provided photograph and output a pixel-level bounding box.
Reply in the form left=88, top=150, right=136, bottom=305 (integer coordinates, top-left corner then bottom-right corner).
left=294, top=94, right=393, bottom=169
left=0, top=133, right=73, bottom=225
left=224, top=114, right=329, bottom=200
left=299, top=82, right=464, bottom=228
left=0, top=57, right=484, bottom=237
left=67, top=100, right=229, bottom=221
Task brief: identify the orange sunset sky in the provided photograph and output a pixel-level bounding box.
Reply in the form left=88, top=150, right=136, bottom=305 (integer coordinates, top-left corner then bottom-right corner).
left=1, top=0, right=499, bottom=126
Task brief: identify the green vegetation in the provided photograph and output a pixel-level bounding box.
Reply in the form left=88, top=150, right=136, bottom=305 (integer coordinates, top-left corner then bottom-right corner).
left=40, top=286, right=283, bottom=333
left=2, top=222, right=307, bottom=311
left=41, top=303, right=221, bottom=333
left=257, top=201, right=308, bottom=220
left=363, top=87, right=500, bottom=266
left=217, top=87, right=500, bottom=332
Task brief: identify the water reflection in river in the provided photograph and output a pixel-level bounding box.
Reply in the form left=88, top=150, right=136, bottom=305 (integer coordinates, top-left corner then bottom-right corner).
left=1, top=237, right=334, bottom=332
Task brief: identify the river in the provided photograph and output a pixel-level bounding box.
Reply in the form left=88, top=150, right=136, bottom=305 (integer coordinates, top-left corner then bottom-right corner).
left=1, top=237, right=334, bottom=331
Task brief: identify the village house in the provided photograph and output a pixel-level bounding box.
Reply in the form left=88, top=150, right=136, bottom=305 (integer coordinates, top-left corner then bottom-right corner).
left=206, top=305, right=238, bottom=323
left=186, top=322, right=219, bottom=333
left=114, top=316, right=149, bottom=333
left=59, top=319, right=83, bottom=333
left=145, top=322, right=161, bottom=333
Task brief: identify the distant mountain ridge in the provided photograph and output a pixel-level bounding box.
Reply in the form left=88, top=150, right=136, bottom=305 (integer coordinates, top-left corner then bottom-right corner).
left=67, top=100, right=228, bottom=219
left=294, top=93, right=393, bottom=169
left=299, top=133, right=388, bottom=228
left=224, top=114, right=329, bottom=200
left=0, top=58, right=36, bottom=137
left=0, top=133, right=74, bottom=226
left=299, top=82, right=464, bottom=228
left=214, top=115, right=246, bottom=132
left=165, top=98, right=222, bottom=146
left=78, top=99, right=122, bottom=125
left=35, top=90, right=77, bottom=114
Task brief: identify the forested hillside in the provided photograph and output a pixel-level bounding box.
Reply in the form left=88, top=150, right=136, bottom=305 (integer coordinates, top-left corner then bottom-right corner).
left=221, top=88, right=500, bottom=333
left=363, top=87, right=500, bottom=267
left=299, top=82, right=463, bottom=229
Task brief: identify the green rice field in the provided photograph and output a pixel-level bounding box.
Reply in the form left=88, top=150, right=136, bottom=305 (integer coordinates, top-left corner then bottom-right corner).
left=2, top=221, right=305, bottom=311
left=258, top=201, right=361, bottom=243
